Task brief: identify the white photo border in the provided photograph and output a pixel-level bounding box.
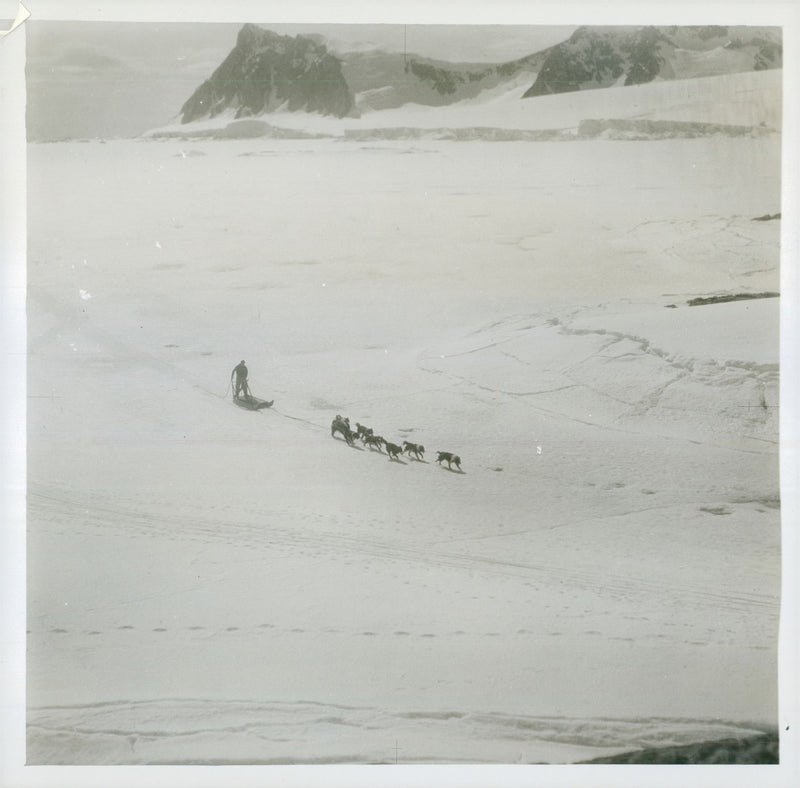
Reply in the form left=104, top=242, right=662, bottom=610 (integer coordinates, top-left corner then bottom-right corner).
left=3, top=1, right=797, bottom=786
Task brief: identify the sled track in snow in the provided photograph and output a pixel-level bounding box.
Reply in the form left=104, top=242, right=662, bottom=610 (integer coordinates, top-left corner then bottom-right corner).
left=29, top=487, right=778, bottom=616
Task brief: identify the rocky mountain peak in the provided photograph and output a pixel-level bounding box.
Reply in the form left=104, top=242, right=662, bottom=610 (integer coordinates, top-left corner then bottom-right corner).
left=180, top=24, right=357, bottom=123
left=523, top=25, right=781, bottom=98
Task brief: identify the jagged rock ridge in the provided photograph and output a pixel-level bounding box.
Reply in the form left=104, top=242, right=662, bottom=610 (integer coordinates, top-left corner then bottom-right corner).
left=524, top=25, right=782, bottom=98
left=342, top=50, right=550, bottom=112
left=178, top=24, right=783, bottom=127
left=180, top=24, right=356, bottom=123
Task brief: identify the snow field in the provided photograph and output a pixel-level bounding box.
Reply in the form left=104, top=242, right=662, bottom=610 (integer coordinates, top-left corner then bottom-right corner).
left=26, top=115, right=781, bottom=762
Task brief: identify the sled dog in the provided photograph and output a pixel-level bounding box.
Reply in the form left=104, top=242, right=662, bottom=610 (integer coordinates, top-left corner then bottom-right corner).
left=331, top=416, right=356, bottom=446
left=384, top=442, right=404, bottom=461
left=355, top=423, right=374, bottom=440
left=402, top=441, right=425, bottom=460
left=436, top=451, right=461, bottom=470
left=364, top=434, right=384, bottom=451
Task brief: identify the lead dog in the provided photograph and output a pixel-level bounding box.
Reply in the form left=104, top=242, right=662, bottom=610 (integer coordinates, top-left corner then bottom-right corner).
left=436, top=451, right=461, bottom=471
left=402, top=441, right=425, bottom=460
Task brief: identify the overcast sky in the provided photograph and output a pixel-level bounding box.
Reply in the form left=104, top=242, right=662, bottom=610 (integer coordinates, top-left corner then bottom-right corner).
left=26, top=21, right=577, bottom=140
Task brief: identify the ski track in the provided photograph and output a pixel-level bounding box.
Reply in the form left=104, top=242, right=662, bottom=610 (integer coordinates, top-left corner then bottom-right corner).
left=28, top=486, right=777, bottom=617
left=23, top=129, right=782, bottom=765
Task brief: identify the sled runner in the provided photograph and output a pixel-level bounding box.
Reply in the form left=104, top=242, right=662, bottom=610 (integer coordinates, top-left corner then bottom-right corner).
left=233, top=394, right=273, bottom=410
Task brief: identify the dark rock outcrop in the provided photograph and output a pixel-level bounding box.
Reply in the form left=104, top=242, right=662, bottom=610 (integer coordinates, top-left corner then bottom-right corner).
left=579, top=732, right=778, bottom=764
left=523, top=25, right=782, bottom=98
left=178, top=23, right=782, bottom=126
left=180, top=24, right=356, bottom=123
left=341, top=50, right=550, bottom=113
left=524, top=27, right=628, bottom=96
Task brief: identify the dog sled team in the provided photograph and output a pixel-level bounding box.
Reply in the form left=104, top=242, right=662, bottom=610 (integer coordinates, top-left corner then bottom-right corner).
left=331, top=415, right=462, bottom=471
left=230, top=361, right=461, bottom=471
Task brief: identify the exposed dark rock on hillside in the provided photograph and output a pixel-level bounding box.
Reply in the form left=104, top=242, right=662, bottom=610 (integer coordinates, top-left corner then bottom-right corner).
left=523, top=25, right=782, bottom=98
left=180, top=24, right=356, bottom=123
left=341, top=50, right=549, bottom=112
left=177, top=23, right=782, bottom=128
left=579, top=732, right=778, bottom=764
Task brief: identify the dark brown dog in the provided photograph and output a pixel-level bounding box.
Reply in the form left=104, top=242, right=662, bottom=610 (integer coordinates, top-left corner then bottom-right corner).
left=402, top=441, right=425, bottom=460
left=384, top=442, right=404, bottom=461
left=364, top=434, right=384, bottom=451
left=331, top=416, right=356, bottom=446
left=356, top=423, right=374, bottom=440
left=436, top=451, right=461, bottom=470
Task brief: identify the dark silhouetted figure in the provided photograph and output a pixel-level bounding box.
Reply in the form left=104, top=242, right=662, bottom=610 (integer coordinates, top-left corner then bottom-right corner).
left=232, top=360, right=250, bottom=399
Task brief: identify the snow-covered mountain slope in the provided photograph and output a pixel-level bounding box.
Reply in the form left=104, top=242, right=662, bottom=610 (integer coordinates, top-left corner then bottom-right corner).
left=172, top=24, right=780, bottom=132
left=343, top=49, right=546, bottom=113
left=148, top=67, right=781, bottom=141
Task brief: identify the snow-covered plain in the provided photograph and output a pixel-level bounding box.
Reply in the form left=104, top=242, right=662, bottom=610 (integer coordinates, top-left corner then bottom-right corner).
left=26, top=71, right=782, bottom=765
